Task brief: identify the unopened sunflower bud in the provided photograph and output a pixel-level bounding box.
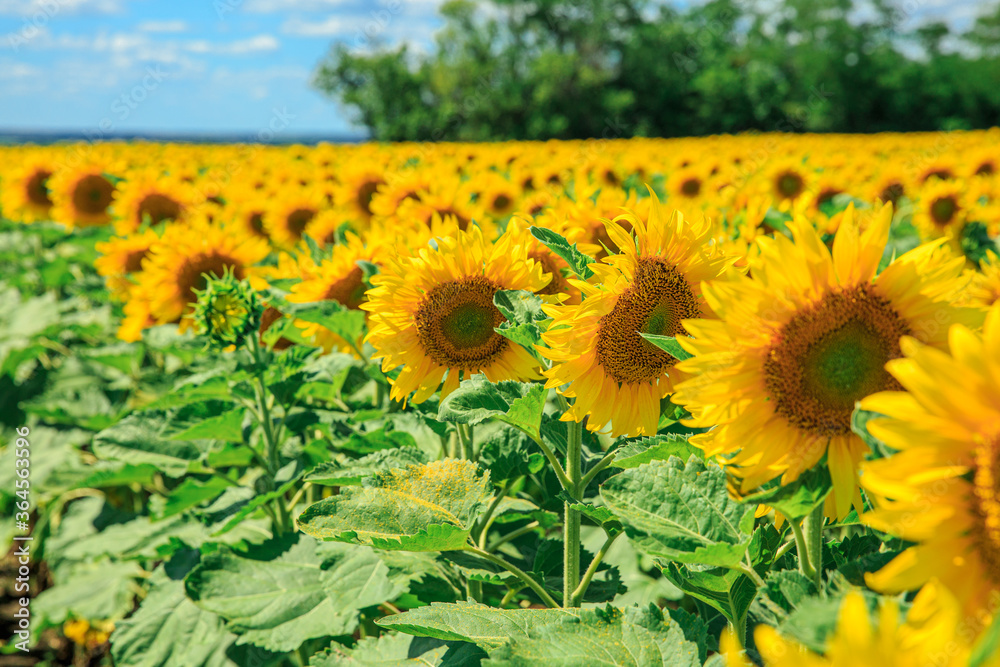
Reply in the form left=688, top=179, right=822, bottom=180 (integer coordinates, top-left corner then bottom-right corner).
left=192, top=269, right=262, bottom=349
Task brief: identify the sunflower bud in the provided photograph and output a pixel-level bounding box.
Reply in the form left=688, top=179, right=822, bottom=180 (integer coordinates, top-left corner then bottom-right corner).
left=192, top=269, right=262, bottom=349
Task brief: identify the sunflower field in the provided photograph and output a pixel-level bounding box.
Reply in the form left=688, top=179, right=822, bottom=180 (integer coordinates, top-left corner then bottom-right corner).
left=2, top=131, right=1000, bottom=667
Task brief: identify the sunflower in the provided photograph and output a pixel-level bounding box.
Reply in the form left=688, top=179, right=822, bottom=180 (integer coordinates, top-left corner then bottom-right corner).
left=474, top=173, right=519, bottom=219
left=671, top=203, right=983, bottom=517
left=362, top=224, right=549, bottom=404
left=94, top=229, right=162, bottom=300
left=913, top=179, right=967, bottom=241
left=541, top=193, right=734, bottom=438
left=334, top=165, right=386, bottom=224
left=49, top=165, right=117, bottom=228
left=722, top=585, right=985, bottom=667
left=868, top=170, right=907, bottom=207
left=113, top=170, right=189, bottom=234
left=765, top=158, right=813, bottom=210
left=859, top=304, right=1000, bottom=625
left=286, top=231, right=382, bottom=354
left=262, top=190, right=325, bottom=249
left=128, top=218, right=270, bottom=334
left=0, top=159, right=54, bottom=223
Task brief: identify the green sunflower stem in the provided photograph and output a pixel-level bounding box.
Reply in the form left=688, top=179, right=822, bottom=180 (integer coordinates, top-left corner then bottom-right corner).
left=563, top=418, right=584, bottom=608
left=802, top=504, right=825, bottom=588
left=789, top=517, right=816, bottom=583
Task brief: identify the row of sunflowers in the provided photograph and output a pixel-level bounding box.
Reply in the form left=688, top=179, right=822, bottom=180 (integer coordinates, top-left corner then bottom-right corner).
left=2, top=130, right=1000, bottom=666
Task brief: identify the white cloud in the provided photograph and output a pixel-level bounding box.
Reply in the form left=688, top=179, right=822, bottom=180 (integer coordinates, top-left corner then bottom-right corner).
left=281, top=16, right=345, bottom=37
left=137, top=20, right=188, bottom=33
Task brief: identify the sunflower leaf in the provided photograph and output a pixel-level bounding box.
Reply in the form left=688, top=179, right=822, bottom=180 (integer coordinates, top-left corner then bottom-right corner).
left=638, top=333, right=694, bottom=361
left=662, top=562, right=757, bottom=630
left=185, top=534, right=405, bottom=651
left=483, top=604, right=701, bottom=666
left=611, top=434, right=701, bottom=469
left=297, top=460, right=490, bottom=551
left=528, top=226, right=595, bottom=279
left=309, top=633, right=487, bottom=666
left=438, top=375, right=547, bottom=441
left=600, top=456, right=754, bottom=568
left=739, top=465, right=831, bottom=521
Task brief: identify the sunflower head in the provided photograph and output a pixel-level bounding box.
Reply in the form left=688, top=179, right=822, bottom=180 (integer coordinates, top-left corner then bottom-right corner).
left=192, top=268, right=263, bottom=349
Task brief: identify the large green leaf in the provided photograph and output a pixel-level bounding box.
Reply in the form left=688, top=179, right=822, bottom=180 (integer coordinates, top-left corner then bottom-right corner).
left=438, top=376, right=547, bottom=441
left=493, top=290, right=549, bottom=357
left=186, top=535, right=405, bottom=651
left=377, top=601, right=582, bottom=649
left=297, top=460, right=490, bottom=551
left=91, top=412, right=213, bottom=476
left=111, top=552, right=243, bottom=667
left=600, top=456, right=754, bottom=568
left=32, top=559, right=141, bottom=631
left=309, top=633, right=486, bottom=666
left=482, top=605, right=700, bottom=667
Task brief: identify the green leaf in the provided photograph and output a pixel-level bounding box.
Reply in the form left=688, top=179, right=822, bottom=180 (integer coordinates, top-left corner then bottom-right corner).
left=33, top=559, right=142, bottom=630
left=777, top=594, right=845, bottom=653
left=341, top=428, right=419, bottom=455
left=493, top=290, right=547, bottom=325
left=309, top=634, right=487, bottom=666
left=740, top=466, right=832, bottom=521
left=971, top=611, right=1000, bottom=667
left=297, top=460, right=490, bottom=551
left=111, top=551, right=242, bottom=667
left=851, top=406, right=894, bottom=458
left=212, top=461, right=305, bottom=536
left=662, top=562, right=757, bottom=629
left=306, top=448, right=429, bottom=486
left=169, top=408, right=246, bottom=443
left=284, top=301, right=366, bottom=348
left=154, top=476, right=233, bottom=521
left=92, top=412, right=212, bottom=476
left=438, top=376, right=547, bottom=441
left=377, top=601, right=582, bottom=649
left=477, top=426, right=545, bottom=484
left=528, top=227, right=595, bottom=279
left=600, top=456, right=754, bottom=568
left=186, top=535, right=405, bottom=651
left=637, top=334, right=693, bottom=361
left=492, top=291, right=549, bottom=358
left=483, top=605, right=701, bottom=666
left=611, top=434, right=701, bottom=469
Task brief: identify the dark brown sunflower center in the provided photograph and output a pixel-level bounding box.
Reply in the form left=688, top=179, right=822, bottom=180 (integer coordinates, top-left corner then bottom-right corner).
left=248, top=212, right=267, bottom=237
left=138, top=193, right=182, bottom=225
left=777, top=171, right=804, bottom=198
left=763, top=284, right=909, bottom=437
left=880, top=182, right=904, bottom=205
left=123, top=249, right=148, bottom=273
left=923, top=168, right=953, bottom=182
left=322, top=266, right=367, bottom=310
left=72, top=175, right=115, bottom=215
left=178, top=254, right=242, bottom=307
left=415, top=276, right=508, bottom=369
left=817, top=188, right=842, bottom=206
left=26, top=170, right=53, bottom=207
left=680, top=178, right=701, bottom=197
left=930, top=196, right=958, bottom=226
left=285, top=208, right=316, bottom=241
left=971, top=434, right=1000, bottom=584
left=976, top=161, right=996, bottom=176
left=530, top=250, right=568, bottom=297
left=492, top=194, right=512, bottom=211
left=595, top=257, right=700, bottom=385
left=356, top=179, right=383, bottom=216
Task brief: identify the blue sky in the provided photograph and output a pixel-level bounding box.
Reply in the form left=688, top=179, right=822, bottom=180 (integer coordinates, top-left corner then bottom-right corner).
left=0, top=0, right=988, bottom=138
